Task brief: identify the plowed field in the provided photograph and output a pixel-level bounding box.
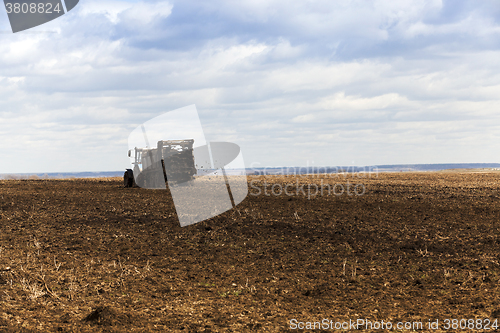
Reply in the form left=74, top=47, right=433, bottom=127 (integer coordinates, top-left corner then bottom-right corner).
left=0, top=171, right=500, bottom=332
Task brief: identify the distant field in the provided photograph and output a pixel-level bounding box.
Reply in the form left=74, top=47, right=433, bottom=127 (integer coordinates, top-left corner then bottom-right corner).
left=0, top=172, right=499, bottom=331
left=2, top=162, right=500, bottom=179
left=439, top=168, right=500, bottom=173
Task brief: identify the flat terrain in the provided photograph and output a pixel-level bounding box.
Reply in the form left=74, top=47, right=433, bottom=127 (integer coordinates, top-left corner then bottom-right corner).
left=0, top=172, right=500, bottom=332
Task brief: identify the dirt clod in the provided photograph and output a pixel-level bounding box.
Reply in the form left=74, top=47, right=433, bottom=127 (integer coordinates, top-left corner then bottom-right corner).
left=84, top=306, right=133, bottom=327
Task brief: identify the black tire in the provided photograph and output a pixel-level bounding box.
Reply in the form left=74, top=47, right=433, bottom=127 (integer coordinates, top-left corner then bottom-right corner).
left=124, top=169, right=134, bottom=188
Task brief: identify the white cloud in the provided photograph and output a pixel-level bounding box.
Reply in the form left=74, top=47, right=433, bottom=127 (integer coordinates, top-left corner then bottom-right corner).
left=78, top=0, right=136, bottom=23
left=78, top=0, right=172, bottom=25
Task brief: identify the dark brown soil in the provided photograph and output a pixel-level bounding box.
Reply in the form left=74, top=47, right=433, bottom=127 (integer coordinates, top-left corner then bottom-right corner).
left=0, top=171, right=500, bottom=332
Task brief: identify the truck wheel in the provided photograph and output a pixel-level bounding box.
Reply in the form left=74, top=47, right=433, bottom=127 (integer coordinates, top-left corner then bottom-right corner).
left=124, top=169, right=134, bottom=188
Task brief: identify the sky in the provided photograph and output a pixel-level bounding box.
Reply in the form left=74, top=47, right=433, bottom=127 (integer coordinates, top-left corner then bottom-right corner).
left=1, top=0, right=500, bottom=173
